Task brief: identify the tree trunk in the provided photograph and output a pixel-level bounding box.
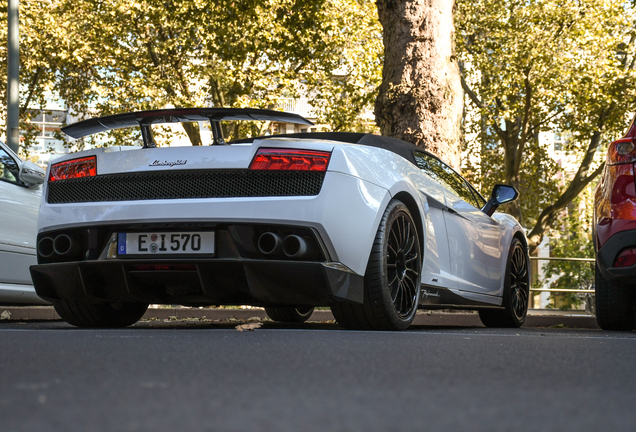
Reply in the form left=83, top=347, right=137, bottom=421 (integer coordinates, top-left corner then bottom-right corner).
left=182, top=122, right=203, bottom=146
left=375, top=0, right=462, bottom=170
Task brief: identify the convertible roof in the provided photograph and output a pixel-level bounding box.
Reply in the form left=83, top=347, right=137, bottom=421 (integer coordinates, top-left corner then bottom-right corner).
left=61, top=108, right=313, bottom=140
left=232, top=132, right=421, bottom=165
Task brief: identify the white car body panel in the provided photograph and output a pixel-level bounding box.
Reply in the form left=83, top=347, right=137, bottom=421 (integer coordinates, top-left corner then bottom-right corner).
left=0, top=142, right=48, bottom=304
left=34, top=133, right=527, bottom=309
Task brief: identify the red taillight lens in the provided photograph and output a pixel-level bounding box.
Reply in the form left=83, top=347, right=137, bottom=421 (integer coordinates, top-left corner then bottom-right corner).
left=49, top=156, right=97, bottom=182
left=249, top=148, right=331, bottom=171
left=615, top=248, right=636, bottom=268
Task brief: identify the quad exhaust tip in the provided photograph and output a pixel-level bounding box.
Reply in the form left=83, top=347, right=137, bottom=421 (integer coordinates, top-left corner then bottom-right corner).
left=257, top=232, right=283, bottom=255
left=257, top=232, right=312, bottom=259
left=282, top=235, right=309, bottom=258
left=37, top=237, right=55, bottom=258
left=53, top=234, right=74, bottom=256
left=38, top=234, right=76, bottom=257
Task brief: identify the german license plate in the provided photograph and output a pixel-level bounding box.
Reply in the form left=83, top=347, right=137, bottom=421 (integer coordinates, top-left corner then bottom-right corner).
left=117, top=232, right=215, bottom=255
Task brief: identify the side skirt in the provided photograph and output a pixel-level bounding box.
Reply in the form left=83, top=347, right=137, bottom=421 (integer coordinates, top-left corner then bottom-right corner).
left=418, top=284, right=503, bottom=310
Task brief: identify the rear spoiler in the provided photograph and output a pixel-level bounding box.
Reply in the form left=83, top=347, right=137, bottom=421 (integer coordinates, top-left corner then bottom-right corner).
left=61, top=107, right=314, bottom=146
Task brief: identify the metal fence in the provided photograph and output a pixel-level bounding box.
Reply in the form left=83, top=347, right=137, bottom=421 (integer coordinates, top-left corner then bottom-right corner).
left=529, top=256, right=595, bottom=293
left=529, top=256, right=595, bottom=312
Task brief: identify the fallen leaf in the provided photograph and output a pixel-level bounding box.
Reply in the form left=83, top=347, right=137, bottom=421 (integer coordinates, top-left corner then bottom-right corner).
left=247, top=316, right=262, bottom=323
left=235, top=322, right=262, bottom=332
left=0, top=311, right=11, bottom=320
left=550, top=324, right=567, bottom=328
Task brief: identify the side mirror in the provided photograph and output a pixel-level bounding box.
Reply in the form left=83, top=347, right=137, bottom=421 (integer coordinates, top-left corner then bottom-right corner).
left=482, top=184, right=519, bottom=216
left=19, top=161, right=46, bottom=187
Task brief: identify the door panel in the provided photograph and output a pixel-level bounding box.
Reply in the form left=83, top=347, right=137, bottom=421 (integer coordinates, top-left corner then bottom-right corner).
left=0, top=146, right=41, bottom=286
left=443, top=193, right=503, bottom=296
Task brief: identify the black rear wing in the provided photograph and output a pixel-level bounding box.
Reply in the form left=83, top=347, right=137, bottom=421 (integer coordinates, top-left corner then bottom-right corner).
left=61, top=108, right=314, bottom=147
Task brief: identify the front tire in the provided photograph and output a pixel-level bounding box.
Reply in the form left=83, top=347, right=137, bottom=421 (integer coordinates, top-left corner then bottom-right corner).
left=595, top=263, right=635, bottom=331
left=331, top=199, right=422, bottom=331
left=264, top=306, right=315, bottom=323
left=479, top=238, right=529, bottom=328
left=54, top=300, right=148, bottom=328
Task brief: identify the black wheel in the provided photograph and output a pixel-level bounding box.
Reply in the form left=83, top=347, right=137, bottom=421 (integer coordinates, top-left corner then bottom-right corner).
left=479, top=238, right=529, bottom=328
left=54, top=300, right=148, bottom=328
left=331, top=199, right=422, bottom=331
left=264, top=306, right=315, bottom=323
left=595, top=263, right=636, bottom=331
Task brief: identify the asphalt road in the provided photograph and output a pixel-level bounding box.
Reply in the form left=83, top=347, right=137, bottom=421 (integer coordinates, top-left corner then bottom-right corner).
left=1, top=321, right=635, bottom=432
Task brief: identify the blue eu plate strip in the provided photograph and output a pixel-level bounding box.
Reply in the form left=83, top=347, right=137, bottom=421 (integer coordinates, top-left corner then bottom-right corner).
left=118, top=233, right=127, bottom=255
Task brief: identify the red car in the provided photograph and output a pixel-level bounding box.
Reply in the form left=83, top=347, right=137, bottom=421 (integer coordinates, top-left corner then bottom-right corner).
left=594, top=117, right=636, bottom=330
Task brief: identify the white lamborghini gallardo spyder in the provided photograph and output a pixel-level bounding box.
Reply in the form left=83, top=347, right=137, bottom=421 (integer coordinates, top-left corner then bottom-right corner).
left=30, top=108, right=530, bottom=330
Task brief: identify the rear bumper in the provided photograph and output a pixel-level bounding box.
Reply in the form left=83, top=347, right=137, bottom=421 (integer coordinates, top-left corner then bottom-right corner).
left=596, top=228, right=636, bottom=283
left=30, top=259, right=364, bottom=307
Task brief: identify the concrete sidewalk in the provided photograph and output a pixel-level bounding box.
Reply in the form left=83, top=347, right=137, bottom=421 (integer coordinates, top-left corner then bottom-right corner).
left=0, top=305, right=601, bottom=329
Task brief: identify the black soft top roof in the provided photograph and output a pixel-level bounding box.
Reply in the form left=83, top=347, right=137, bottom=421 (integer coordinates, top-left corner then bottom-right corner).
left=232, top=132, right=421, bottom=165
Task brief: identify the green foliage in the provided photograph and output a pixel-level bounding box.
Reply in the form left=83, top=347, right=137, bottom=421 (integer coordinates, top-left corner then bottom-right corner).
left=0, top=0, right=382, bottom=150
left=540, top=185, right=596, bottom=310
left=457, top=0, right=636, bottom=235
left=463, top=131, right=561, bottom=227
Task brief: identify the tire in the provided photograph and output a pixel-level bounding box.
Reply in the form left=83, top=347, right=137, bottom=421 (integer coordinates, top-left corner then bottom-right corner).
left=595, top=263, right=636, bottom=331
left=331, top=199, right=422, bottom=331
left=54, top=300, right=148, bottom=328
left=479, top=238, right=529, bottom=328
left=264, top=306, right=315, bottom=323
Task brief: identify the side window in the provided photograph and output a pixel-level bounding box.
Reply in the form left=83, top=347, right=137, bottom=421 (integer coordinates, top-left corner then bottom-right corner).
left=0, top=147, right=23, bottom=186
left=413, top=151, right=481, bottom=208
left=467, top=183, right=487, bottom=208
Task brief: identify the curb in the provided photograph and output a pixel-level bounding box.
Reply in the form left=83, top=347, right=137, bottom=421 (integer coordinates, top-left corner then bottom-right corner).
left=0, top=306, right=601, bottom=329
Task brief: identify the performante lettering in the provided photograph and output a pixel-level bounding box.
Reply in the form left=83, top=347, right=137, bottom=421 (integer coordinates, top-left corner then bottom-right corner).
left=149, top=159, right=187, bottom=167
left=422, top=290, right=440, bottom=298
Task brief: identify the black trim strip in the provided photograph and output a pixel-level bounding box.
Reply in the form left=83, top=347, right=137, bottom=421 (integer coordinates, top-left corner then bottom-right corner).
left=418, top=285, right=503, bottom=309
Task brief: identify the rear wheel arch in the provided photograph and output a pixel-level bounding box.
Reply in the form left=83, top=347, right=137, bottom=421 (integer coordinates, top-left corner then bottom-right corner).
left=392, top=191, right=425, bottom=262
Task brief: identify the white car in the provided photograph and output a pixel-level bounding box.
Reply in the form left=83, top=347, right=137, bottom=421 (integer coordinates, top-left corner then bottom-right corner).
left=30, top=108, right=530, bottom=329
left=0, top=140, right=47, bottom=304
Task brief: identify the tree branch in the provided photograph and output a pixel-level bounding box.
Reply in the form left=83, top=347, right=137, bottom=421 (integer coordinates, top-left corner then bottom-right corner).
left=527, top=130, right=605, bottom=253
left=460, top=73, right=483, bottom=109
left=21, top=67, right=42, bottom=112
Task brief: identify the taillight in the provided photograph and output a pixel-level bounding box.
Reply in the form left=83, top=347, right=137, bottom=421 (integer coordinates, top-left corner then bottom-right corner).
left=615, top=248, right=636, bottom=268
left=249, top=148, right=331, bottom=171
left=608, top=138, right=636, bottom=165
left=49, top=156, right=97, bottom=181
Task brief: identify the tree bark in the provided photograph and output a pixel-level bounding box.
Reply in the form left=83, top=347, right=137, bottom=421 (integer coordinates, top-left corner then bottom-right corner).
left=375, top=0, right=463, bottom=169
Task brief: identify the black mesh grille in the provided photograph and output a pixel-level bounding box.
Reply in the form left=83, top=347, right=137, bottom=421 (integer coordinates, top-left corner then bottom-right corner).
left=47, top=170, right=325, bottom=204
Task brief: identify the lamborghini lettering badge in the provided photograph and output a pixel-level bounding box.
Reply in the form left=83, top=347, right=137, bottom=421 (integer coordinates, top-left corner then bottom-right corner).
left=149, top=159, right=187, bottom=167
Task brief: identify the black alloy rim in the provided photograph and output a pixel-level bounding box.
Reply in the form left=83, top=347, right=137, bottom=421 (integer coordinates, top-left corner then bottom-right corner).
left=510, top=244, right=529, bottom=321
left=386, top=212, right=420, bottom=318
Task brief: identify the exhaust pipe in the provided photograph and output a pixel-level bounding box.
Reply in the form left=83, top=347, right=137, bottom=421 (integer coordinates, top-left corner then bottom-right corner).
left=53, top=234, right=76, bottom=256
left=257, top=232, right=283, bottom=256
left=282, top=235, right=311, bottom=259
left=37, top=237, right=55, bottom=258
